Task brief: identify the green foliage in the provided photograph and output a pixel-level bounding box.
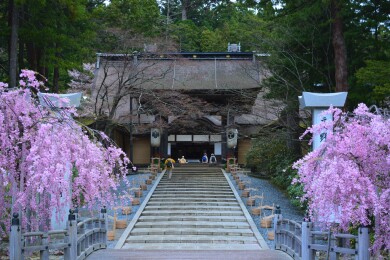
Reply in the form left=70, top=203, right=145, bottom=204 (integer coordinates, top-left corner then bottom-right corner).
left=287, top=180, right=306, bottom=210
left=103, top=0, right=160, bottom=36
left=246, top=133, right=306, bottom=209
left=200, top=29, right=225, bottom=52
left=246, top=134, right=293, bottom=177
left=1, top=0, right=98, bottom=88
left=170, top=20, right=201, bottom=52
left=354, top=60, right=390, bottom=106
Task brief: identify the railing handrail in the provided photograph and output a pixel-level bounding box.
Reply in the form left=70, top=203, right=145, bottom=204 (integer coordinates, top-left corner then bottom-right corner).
left=77, top=216, right=101, bottom=227
left=273, top=207, right=370, bottom=260
left=9, top=209, right=108, bottom=260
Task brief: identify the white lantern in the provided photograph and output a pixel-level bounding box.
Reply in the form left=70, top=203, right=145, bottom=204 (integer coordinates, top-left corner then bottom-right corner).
left=227, top=129, right=238, bottom=148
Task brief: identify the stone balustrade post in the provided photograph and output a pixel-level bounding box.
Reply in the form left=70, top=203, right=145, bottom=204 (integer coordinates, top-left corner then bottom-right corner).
left=273, top=205, right=282, bottom=250
left=64, top=209, right=77, bottom=260
left=100, top=206, right=108, bottom=245
left=301, top=221, right=314, bottom=260
left=40, top=233, right=49, bottom=260
left=10, top=213, right=21, bottom=260
left=358, top=226, right=369, bottom=260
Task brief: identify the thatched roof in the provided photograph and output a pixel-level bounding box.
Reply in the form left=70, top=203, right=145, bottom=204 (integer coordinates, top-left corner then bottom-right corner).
left=94, top=52, right=268, bottom=90
left=91, top=52, right=282, bottom=127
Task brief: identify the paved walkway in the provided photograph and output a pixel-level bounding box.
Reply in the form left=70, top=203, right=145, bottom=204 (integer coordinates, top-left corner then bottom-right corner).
left=88, top=165, right=292, bottom=259
left=89, top=249, right=292, bottom=259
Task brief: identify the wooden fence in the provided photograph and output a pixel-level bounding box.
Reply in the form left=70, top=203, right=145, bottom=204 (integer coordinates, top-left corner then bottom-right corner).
left=273, top=206, right=370, bottom=260
left=10, top=208, right=108, bottom=260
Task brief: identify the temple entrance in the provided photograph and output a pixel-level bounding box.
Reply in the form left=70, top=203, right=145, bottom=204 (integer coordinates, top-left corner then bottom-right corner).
left=171, top=142, right=214, bottom=162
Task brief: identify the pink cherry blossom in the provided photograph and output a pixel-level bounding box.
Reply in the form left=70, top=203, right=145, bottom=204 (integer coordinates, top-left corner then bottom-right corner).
left=0, top=70, right=130, bottom=237
left=293, top=104, right=390, bottom=254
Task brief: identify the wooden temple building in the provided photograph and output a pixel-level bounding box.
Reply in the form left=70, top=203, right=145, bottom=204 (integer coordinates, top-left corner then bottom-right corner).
left=93, top=45, right=281, bottom=166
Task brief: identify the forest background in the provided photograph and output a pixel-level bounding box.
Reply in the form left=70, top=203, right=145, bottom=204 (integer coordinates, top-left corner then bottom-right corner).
left=1, top=0, right=389, bottom=208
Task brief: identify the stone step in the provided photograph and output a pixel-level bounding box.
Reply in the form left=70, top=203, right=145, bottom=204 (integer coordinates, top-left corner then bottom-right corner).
left=144, top=205, right=240, bottom=210
left=134, top=221, right=250, bottom=229
left=158, top=182, right=228, bottom=185
left=171, top=172, right=222, bottom=174
left=114, top=167, right=268, bottom=252
left=146, top=201, right=239, bottom=206
left=157, top=184, right=230, bottom=187
left=171, top=173, right=222, bottom=175
left=155, top=187, right=231, bottom=190
left=138, top=215, right=246, bottom=222
left=172, top=169, right=221, bottom=171
left=151, top=194, right=235, bottom=198
left=120, top=243, right=262, bottom=250
left=152, top=191, right=234, bottom=195
left=161, top=178, right=226, bottom=180
left=155, top=188, right=231, bottom=191
left=130, top=228, right=254, bottom=236
left=148, top=197, right=237, bottom=202
left=158, top=184, right=228, bottom=186
left=169, top=173, right=222, bottom=175
left=141, top=210, right=244, bottom=216
left=125, top=235, right=258, bottom=244
left=160, top=180, right=226, bottom=182
left=161, top=174, right=223, bottom=176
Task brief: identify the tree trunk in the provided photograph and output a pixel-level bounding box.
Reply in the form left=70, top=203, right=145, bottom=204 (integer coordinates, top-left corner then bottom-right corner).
left=26, top=42, right=38, bottom=71
left=53, top=66, right=59, bottom=93
left=9, top=0, right=19, bottom=88
left=285, top=102, right=302, bottom=159
left=331, top=0, right=348, bottom=92
left=181, top=0, right=188, bottom=20
left=18, top=40, right=24, bottom=70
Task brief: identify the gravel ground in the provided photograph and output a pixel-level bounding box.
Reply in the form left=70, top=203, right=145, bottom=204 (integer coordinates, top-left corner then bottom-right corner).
left=107, top=172, right=155, bottom=248
left=227, top=171, right=304, bottom=249
left=78, top=171, right=155, bottom=249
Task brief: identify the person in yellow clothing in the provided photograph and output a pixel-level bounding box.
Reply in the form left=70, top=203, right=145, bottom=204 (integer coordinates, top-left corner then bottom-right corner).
left=164, top=157, right=176, bottom=180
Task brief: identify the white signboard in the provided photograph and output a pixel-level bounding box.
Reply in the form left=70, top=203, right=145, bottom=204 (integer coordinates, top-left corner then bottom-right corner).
left=210, top=135, right=222, bottom=142
left=214, top=143, right=222, bottom=155
left=176, top=135, right=192, bottom=142
left=312, top=109, right=332, bottom=150
left=193, top=135, right=209, bottom=142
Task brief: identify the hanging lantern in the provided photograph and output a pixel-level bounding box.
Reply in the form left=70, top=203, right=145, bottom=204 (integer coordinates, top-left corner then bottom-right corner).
left=150, top=128, right=161, bottom=147
left=227, top=129, right=238, bottom=148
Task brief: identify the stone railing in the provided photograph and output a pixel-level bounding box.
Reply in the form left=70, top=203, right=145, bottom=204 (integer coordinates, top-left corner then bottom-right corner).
left=10, top=208, right=108, bottom=260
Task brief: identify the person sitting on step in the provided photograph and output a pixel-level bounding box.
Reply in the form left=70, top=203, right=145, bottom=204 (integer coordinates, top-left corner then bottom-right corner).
left=164, top=157, right=175, bottom=179
left=179, top=156, right=187, bottom=164
left=201, top=153, right=208, bottom=163
left=209, top=153, right=217, bottom=164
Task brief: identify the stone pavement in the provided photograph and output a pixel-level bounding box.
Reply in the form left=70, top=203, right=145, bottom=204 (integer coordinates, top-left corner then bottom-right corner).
left=88, top=249, right=292, bottom=259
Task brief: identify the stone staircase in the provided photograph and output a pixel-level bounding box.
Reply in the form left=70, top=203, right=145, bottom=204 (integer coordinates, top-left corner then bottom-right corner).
left=115, top=164, right=268, bottom=250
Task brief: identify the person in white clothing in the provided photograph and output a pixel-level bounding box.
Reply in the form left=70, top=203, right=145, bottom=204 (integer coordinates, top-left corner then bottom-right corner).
left=209, top=153, right=217, bottom=164
left=201, top=153, right=208, bottom=163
